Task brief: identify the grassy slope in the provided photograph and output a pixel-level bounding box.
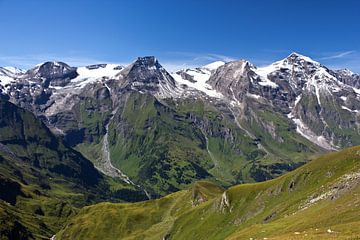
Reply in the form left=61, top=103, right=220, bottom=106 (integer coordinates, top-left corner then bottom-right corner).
left=0, top=151, right=142, bottom=240
left=0, top=100, right=146, bottom=239
left=57, top=145, right=360, bottom=239
left=90, top=92, right=323, bottom=197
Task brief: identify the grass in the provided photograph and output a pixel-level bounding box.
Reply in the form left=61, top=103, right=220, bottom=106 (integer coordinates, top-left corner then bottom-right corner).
left=56, top=145, right=360, bottom=239
left=0, top=99, right=147, bottom=239
left=72, top=92, right=324, bottom=197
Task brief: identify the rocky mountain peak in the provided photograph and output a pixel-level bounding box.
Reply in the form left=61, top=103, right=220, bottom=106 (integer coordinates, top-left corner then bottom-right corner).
left=221, top=59, right=252, bottom=71
left=285, top=52, right=319, bottom=65
left=29, top=61, right=74, bottom=75
left=211, top=59, right=254, bottom=81
left=207, top=60, right=256, bottom=100
left=126, top=56, right=165, bottom=76
left=120, top=56, right=179, bottom=98
left=335, top=68, right=358, bottom=77
left=133, top=56, right=161, bottom=69
left=269, top=52, right=323, bottom=77
left=334, top=68, right=360, bottom=88
left=23, top=61, right=78, bottom=87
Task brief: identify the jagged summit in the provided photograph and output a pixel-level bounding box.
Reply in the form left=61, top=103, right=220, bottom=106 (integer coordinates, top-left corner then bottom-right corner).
left=123, top=56, right=165, bottom=75
left=119, top=56, right=180, bottom=98
left=288, top=51, right=312, bottom=59
left=336, top=68, right=356, bottom=76
left=31, top=61, right=73, bottom=71
left=125, top=56, right=169, bottom=79
left=23, top=61, right=78, bottom=87
left=222, top=59, right=253, bottom=69
left=285, top=52, right=319, bottom=64
left=129, top=56, right=163, bottom=71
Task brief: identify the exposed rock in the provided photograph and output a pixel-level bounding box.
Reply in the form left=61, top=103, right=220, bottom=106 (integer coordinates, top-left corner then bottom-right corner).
left=218, top=192, right=231, bottom=213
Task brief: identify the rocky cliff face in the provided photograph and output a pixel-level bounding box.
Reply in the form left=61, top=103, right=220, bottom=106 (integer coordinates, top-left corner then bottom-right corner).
left=116, top=56, right=180, bottom=98
left=205, top=53, right=360, bottom=150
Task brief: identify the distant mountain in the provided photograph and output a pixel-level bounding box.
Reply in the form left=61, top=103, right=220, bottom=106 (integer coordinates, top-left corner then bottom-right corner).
left=0, top=53, right=359, bottom=197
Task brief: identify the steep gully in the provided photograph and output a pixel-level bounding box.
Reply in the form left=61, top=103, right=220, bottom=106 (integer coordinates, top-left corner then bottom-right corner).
left=100, top=109, right=151, bottom=199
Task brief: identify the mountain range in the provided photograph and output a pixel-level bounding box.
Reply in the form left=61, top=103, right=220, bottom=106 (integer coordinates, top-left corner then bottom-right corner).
left=0, top=52, right=360, bottom=239
left=0, top=52, right=359, bottom=197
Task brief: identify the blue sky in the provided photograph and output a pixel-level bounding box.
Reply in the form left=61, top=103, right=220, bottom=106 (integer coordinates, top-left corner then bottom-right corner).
left=0, top=0, right=359, bottom=72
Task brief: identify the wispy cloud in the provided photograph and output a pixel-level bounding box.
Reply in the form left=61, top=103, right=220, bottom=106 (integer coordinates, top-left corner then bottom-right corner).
left=316, top=50, right=360, bottom=73
left=319, top=50, right=356, bottom=60
left=159, top=51, right=237, bottom=71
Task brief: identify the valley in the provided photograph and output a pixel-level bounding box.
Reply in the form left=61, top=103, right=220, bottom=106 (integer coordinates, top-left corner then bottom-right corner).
left=55, top=146, right=360, bottom=239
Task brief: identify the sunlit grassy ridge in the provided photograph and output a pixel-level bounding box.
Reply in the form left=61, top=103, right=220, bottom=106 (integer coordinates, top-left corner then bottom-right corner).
left=57, top=146, right=360, bottom=239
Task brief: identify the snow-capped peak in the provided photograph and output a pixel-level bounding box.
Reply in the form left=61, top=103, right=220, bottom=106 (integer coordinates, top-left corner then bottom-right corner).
left=3, top=66, right=25, bottom=74
left=336, top=68, right=356, bottom=76
left=203, top=61, right=225, bottom=70
left=286, top=52, right=319, bottom=65
left=133, top=56, right=161, bottom=69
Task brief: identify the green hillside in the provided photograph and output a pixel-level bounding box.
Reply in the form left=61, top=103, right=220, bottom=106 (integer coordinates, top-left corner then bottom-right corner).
left=89, top=91, right=323, bottom=197
left=0, top=100, right=146, bottom=239
left=56, top=145, right=360, bottom=239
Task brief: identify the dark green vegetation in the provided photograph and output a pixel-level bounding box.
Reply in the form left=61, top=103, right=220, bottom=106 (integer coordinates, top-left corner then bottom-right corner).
left=0, top=100, right=146, bottom=239
left=56, top=145, right=360, bottom=239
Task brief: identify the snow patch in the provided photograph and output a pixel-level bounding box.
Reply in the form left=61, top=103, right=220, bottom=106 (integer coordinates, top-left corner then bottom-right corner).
left=292, top=118, right=334, bottom=150
left=352, top=87, right=360, bottom=95
left=341, top=106, right=358, bottom=113
left=3, top=66, right=24, bottom=74
left=0, top=75, right=15, bottom=87
left=155, top=71, right=182, bottom=99
left=246, top=93, right=261, bottom=99
left=252, top=65, right=279, bottom=88
left=71, top=64, right=122, bottom=88
left=171, top=69, right=223, bottom=98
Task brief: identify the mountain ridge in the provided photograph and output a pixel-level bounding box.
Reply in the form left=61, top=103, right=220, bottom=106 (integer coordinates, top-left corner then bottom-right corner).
left=0, top=52, right=359, bottom=196
left=55, top=145, right=360, bottom=239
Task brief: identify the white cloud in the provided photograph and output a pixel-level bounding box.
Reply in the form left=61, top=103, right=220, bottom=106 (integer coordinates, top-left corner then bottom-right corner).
left=319, top=50, right=356, bottom=60
left=315, top=50, right=360, bottom=73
